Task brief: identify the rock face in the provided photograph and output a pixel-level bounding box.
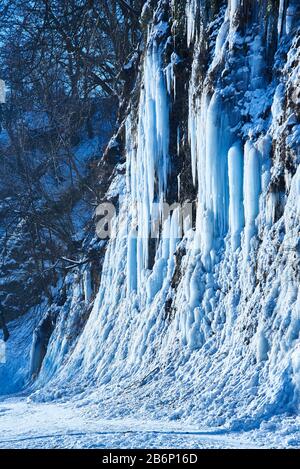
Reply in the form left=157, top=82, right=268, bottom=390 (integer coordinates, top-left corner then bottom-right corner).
left=2, top=0, right=300, bottom=430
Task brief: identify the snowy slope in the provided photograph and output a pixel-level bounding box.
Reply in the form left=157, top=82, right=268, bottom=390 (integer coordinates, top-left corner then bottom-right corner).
left=0, top=306, right=42, bottom=394
left=1, top=0, right=300, bottom=448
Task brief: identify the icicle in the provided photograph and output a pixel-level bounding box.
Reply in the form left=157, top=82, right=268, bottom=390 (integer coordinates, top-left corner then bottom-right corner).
left=177, top=174, right=181, bottom=201
left=165, top=63, right=172, bottom=95
left=205, top=92, right=229, bottom=237
left=278, top=0, right=287, bottom=41
left=230, top=0, right=240, bottom=16
left=200, top=210, right=214, bottom=271
left=165, top=54, right=177, bottom=101
left=127, top=229, right=138, bottom=293
left=228, top=142, right=244, bottom=250
left=214, top=20, right=229, bottom=61
left=188, top=94, right=197, bottom=186
left=186, top=0, right=198, bottom=47
left=168, top=208, right=181, bottom=272
left=83, top=267, right=92, bottom=304
left=243, top=141, right=261, bottom=254
left=265, top=192, right=278, bottom=226
left=286, top=2, right=297, bottom=36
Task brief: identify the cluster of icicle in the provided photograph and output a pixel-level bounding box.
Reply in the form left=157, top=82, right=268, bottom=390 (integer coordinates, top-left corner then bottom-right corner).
left=126, top=0, right=270, bottom=294
left=186, top=0, right=297, bottom=271
left=125, top=34, right=181, bottom=298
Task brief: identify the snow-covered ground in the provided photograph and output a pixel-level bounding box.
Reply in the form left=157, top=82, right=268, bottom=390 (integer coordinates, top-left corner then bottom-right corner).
left=0, top=395, right=261, bottom=449
left=1, top=396, right=299, bottom=449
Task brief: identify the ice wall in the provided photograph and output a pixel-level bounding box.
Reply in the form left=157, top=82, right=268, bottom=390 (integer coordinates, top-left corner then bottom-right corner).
left=29, top=0, right=300, bottom=432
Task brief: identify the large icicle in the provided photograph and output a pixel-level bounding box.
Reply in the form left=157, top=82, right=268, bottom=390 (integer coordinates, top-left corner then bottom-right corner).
left=126, top=40, right=170, bottom=293
left=228, top=142, right=244, bottom=250
left=190, top=91, right=231, bottom=268
left=205, top=92, right=230, bottom=237
left=243, top=141, right=261, bottom=255
left=186, top=0, right=198, bottom=47
left=127, top=229, right=138, bottom=293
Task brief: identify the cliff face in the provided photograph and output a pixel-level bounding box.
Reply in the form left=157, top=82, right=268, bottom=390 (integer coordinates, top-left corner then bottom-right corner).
left=2, top=0, right=299, bottom=435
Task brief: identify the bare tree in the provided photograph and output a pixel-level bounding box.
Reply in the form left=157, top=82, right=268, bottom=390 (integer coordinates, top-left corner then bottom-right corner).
left=0, top=0, right=143, bottom=317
